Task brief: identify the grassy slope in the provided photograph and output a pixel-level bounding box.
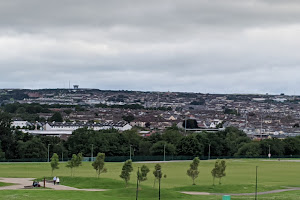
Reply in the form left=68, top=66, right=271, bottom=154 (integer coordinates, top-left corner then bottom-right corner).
left=0, top=159, right=299, bottom=199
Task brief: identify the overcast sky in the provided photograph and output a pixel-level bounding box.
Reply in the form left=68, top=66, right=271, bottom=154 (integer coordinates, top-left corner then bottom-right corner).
left=0, top=0, right=299, bottom=94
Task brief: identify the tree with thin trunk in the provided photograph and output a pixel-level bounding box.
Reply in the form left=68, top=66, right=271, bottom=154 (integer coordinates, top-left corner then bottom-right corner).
left=211, top=159, right=227, bottom=185
left=137, top=165, right=150, bottom=188
left=120, top=160, right=133, bottom=187
left=153, top=164, right=163, bottom=188
left=92, top=153, right=107, bottom=178
left=50, top=153, right=59, bottom=176
left=66, top=153, right=83, bottom=177
left=187, top=157, right=200, bottom=185
left=218, top=160, right=226, bottom=184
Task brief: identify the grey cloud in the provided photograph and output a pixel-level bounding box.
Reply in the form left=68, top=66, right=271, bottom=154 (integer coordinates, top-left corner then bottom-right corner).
left=0, top=0, right=300, bottom=94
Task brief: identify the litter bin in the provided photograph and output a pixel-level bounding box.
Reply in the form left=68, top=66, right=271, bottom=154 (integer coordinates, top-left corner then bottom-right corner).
left=222, top=195, right=231, bottom=200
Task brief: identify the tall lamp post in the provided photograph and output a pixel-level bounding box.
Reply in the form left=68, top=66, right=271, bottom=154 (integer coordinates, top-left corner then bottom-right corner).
left=208, top=143, right=211, bottom=160
left=47, top=144, right=51, bottom=162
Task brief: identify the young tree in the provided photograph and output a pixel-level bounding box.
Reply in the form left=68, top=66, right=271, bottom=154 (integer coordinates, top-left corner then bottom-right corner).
left=153, top=164, right=163, bottom=187
left=187, top=157, right=200, bottom=185
left=92, top=153, right=107, bottom=178
left=66, top=153, right=83, bottom=176
left=218, top=160, right=227, bottom=184
left=75, top=152, right=83, bottom=167
left=137, top=165, right=150, bottom=187
left=120, top=160, right=133, bottom=187
left=50, top=153, right=59, bottom=176
left=211, top=159, right=227, bottom=185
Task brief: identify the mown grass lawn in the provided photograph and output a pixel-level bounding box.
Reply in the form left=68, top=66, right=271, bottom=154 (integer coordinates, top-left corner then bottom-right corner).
left=0, top=182, right=14, bottom=187
left=0, top=159, right=299, bottom=199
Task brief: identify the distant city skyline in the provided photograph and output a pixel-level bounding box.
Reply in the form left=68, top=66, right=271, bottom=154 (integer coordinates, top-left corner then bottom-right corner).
left=0, top=1, right=300, bottom=94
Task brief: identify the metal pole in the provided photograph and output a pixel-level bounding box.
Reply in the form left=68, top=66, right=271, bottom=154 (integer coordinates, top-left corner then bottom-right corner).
left=159, top=173, right=161, bottom=200
left=47, top=144, right=50, bottom=162
left=255, top=166, right=258, bottom=200
left=208, top=144, right=211, bottom=160
left=91, top=144, right=94, bottom=162
left=163, top=144, right=166, bottom=161
left=136, top=167, right=140, bottom=200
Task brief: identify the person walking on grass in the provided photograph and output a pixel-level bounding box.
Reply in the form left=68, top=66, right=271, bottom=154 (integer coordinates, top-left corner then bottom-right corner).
left=53, top=176, right=57, bottom=185
left=56, top=177, right=60, bottom=185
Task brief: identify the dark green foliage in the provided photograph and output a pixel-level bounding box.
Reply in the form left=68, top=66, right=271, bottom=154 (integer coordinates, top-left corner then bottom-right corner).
left=0, top=112, right=14, bottom=158
left=235, top=142, right=262, bottom=157
left=17, top=137, right=47, bottom=158
left=49, top=112, right=63, bottom=122
left=150, top=141, right=176, bottom=155
left=122, top=115, right=135, bottom=123
left=177, top=135, right=203, bottom=156
left=187, top=157, right=200, bottom=185
left=120, top=160, right=133, bottom=187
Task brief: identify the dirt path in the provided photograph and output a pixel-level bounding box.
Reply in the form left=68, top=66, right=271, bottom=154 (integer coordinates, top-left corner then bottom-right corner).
left=0, top=178, right=107, bottom=192
left=181, top=187, right=300, bottom=196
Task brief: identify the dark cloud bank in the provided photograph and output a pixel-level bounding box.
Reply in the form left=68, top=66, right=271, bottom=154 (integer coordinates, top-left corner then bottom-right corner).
left=0, top=0, right=299, bottom=94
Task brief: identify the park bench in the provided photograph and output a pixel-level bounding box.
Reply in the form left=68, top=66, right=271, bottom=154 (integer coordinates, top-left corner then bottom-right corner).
left=24, top=185, right=34, bottom=189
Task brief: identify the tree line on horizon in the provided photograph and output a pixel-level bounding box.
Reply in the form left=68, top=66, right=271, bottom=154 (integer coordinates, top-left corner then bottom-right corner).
left=1, top=112, right=300, bottom=160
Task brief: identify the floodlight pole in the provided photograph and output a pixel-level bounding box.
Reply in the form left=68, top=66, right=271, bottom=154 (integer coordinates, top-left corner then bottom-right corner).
left=208, top=143, right=211, bottom=160
left=47, top=144, right=51, bottom=162
left=255, top=166, right=258, bottom=200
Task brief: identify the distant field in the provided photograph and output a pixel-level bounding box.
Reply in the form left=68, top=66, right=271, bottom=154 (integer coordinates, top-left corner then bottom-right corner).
left=0, top=159, right=299, bottom=200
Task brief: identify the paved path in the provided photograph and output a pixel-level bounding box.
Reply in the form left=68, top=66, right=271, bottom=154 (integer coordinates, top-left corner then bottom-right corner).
left=181, top=187, right=300, bottom=196
left=0, top=178, right=107, bottom=192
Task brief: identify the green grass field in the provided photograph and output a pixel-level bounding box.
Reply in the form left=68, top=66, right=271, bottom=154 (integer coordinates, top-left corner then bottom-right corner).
left=0, top=159, right=299, bottom=199
left=0, top=182, right=13, bottom=187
